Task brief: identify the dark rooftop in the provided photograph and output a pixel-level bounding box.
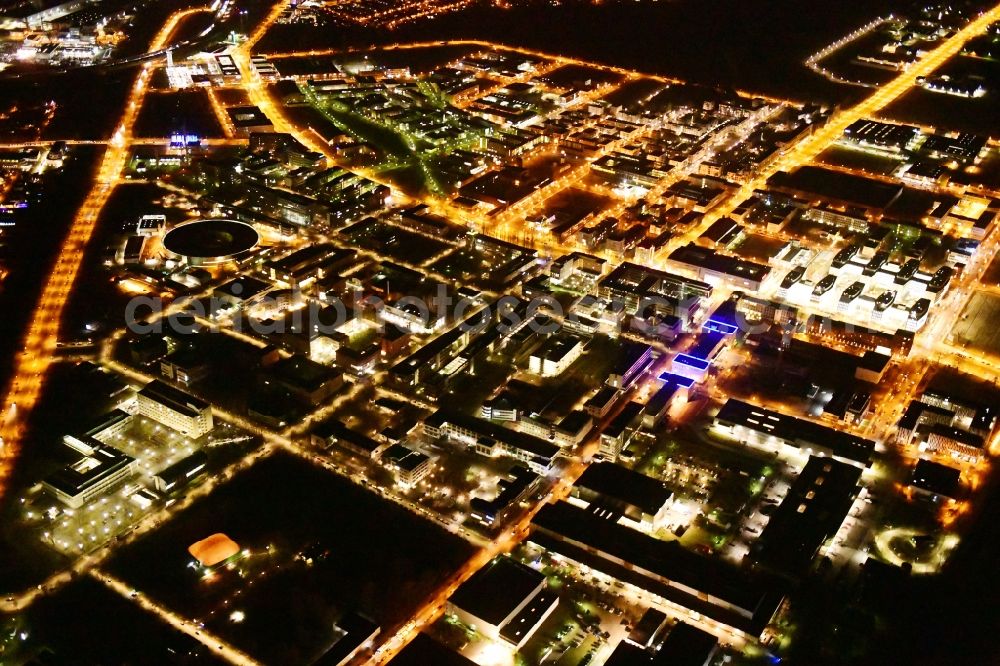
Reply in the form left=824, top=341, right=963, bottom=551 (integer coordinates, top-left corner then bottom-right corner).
left=449, top=556, right=545, bottom=627
left=532, top=501, right=782, bottom=633
left=715, top=399, right=875, bottom=467
left=387, top=633, right=477, bottom=666
left=752, top=456, right=862, bottom=577
left=909, top=459, right=962, bottom=499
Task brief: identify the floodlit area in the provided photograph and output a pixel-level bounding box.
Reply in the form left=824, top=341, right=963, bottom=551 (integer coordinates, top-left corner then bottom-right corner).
left=1, top=0, right=1000, bottom=664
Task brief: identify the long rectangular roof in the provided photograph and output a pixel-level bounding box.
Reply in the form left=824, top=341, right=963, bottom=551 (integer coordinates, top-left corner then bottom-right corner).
left=574, top=462, right=672, bottom=516
left=751, top=456, right=862, bottom=577
left=532, top=501, right=782, bottom=632
left=138, top=380, right=209, bottom=418
left=449, top=556, right=544, bottom=626
left=715, top=399, right=875, bottom=467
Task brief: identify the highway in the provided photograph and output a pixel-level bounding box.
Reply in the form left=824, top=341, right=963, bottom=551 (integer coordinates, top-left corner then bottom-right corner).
left=0, top=6, right=213, bottom=502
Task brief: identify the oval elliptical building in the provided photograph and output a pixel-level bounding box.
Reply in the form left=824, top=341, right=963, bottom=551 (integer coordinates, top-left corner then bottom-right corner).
left=162, top=219, right=259, bottom=266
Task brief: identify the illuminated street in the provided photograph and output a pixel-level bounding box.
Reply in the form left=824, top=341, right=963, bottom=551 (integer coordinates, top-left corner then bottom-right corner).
left=0, top=0, right=999, bottom=664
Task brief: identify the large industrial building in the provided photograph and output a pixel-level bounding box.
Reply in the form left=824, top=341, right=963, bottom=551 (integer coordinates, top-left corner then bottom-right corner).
left=42, top=439, right=137, bottom=509
left=42, top=409, right=138, bottom=508
left=713, top=399, right=875, bottom=468
left=750, top=456, right=863, bottom=578
left=531, top=501, right=784, bottom=639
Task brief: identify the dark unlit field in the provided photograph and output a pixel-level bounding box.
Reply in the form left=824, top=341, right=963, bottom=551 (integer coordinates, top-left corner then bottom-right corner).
left=951, top=290, right=1000, bottom=356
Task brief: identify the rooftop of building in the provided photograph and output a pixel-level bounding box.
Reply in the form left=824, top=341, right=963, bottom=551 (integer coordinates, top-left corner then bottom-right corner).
left=138, top=380, right=210, bottom=418
left=266, top=354, right=343, bottom=393
left=532, top=501, right=781, bottom=628
left=449, top=556, right=545, bottom=627
left=715, top=399, right=875, bottom=467
left=388, top=633, right=477, bottom=666
left=313, top=612, right=379, bottom=665
left=909, top=458, right=962, bottom=498
left=668, top=243, right=771, bottom=283
left=655, top=622, right=719, bottom=666
left=425, top=408, right=560, bottom=461
left=43, top=441, right=134, bottom=497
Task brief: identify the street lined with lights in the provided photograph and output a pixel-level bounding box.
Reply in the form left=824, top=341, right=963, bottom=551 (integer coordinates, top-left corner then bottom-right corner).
left=1, top=1, right=1000, bottom=664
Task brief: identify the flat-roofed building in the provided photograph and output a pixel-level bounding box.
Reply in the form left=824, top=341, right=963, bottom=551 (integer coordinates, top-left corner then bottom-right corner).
left=470, top=465, right=540, bottom=528
left=382, top=443, right=433, bottom=486
left=608, top=341, right=654, bottom=390
left=136, top=380, right=213, bottom=438
left=388, top=633, right=477, bottom=666
left=572, top=462, right=673, bottom=530
left=908, top=459, right=961, bottom=501
left=314, top=612, right=380, bottom=666
left=920, top=390, right=997, bottom=435
left=600, top=401, right=644, bottom=461
left=531, top=501, right=783, bottom=639
left=448, top=556, right=559, bottom=650
left=554, top=410, right=593, bottom=447
left=311, top=419, right=388, bottom=460
left=624, top=608, right=668, bottom=649
left=212, top=276, right=271, bottom=311
left=160, top=347, right=210, bottom=386
left=585, top=386, right=621, bottom=419
left=424, top=409, right=560, bottom=474
left=260, top=354, right=345, bottom=405
left=668, top=243, right=771, bottom=291
left=713, top=399, right=875, bottom=468
left=598, top=262, right=711, bottom=317
left=153, top=450, right=209, bottom=493
left=42, top=440, right=137, bottom=509
left=642, top=381, right=684, bottom=428
left=926, top=423, right=985, bottom=463
left=842, top=119, right=919, bottom=153
left=528, top=335, right=584, bottom=377
left=71, top=408, right=134, bottom=445
left=751, top=456, right=862, bottom=578
left=735, top=293, right=798, bottom=328
left=610, top=620, right=719, bottom=666
left=657, top=622, right=719, bottom=666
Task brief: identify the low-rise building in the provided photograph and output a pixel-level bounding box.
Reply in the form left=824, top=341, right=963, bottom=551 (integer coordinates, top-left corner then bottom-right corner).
left=470, top=465, right=540, bottom=528
left=152, top=450, right=209, bottom=494
left=528, top=335, right=584, bottom=377
left=382, top=443, right=433, bottom=486
left=448, top=556, right=559, bottom=650
left=531, top=501, right=783, bottom=639
left=714, top=399, right=875, bottom=467
left=259, top=354, right=345, bottom=405
left=571, top=462, right=673, bottom=531
left=424, top=409, right=561, bottom=473
left=311, top=419, right=388, bottom=460
left=751, top=456, right=862, bottom=578
left=908, top=459, right=961, bottom=501
left=599, top=401, right=644, bottom=461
